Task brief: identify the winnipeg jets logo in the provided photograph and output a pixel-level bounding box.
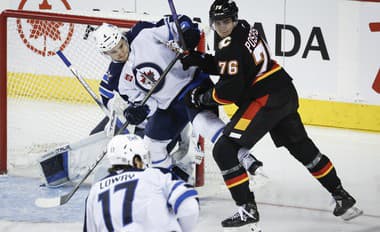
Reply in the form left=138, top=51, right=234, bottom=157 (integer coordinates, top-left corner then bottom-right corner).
left=133, top=63, right=165, bottom=93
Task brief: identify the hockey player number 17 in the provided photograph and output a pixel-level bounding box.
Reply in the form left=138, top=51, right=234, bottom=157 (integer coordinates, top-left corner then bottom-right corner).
left=98, top=180, right=138, bottom=231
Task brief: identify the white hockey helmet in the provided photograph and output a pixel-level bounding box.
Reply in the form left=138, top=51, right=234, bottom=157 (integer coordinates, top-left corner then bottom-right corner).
left=93, top=23, right=123, bottom=52
left=106, top=134, right=150, bottom=168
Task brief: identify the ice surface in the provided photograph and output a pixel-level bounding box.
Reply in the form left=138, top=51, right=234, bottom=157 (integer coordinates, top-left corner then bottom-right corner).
left=1, top=126, right=380, bottom=231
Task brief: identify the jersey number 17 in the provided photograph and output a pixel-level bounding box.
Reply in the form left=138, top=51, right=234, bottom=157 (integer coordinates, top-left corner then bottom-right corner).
left=98, top=179, right=138, bottom=231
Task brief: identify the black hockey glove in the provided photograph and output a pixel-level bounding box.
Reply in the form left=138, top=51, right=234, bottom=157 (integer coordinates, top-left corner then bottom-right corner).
left=185, top=86, right=203, bottom=109
left=185, top=85, right=219, bottom=109
left=180, top=51, right=218, bottom=74
left=124, top=104, right=150, bottom=125
left=180, top=51, right=206, bottom=71
left=179, top=15, right=201, bottom=50
left=183, top=27, right=200, bottom=51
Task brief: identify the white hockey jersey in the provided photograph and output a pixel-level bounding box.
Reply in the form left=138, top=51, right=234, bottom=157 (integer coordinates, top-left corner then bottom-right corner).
left=118, top=17, right=198, bottom=112
left=84, top=168, right=198, bottom=232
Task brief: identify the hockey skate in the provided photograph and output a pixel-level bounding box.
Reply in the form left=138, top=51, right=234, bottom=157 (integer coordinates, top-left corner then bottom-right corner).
left=238, top=151, right=269, bottom=189
left=332, top=185, right=363, bottom=221
left=237, top=149, right=264, bottom=176
left=247, top=158, right=263, bottom=176
left=222, top=201, right=262, bottom=232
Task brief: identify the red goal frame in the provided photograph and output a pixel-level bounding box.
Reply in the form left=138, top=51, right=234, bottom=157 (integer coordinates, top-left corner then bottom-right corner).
left=0, top=9, right=141, bottom=174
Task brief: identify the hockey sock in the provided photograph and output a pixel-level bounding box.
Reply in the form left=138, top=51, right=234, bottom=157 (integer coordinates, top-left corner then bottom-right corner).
left=213, top=135, right=251, bottom=205
left=305, top=152, right=342, bottom=193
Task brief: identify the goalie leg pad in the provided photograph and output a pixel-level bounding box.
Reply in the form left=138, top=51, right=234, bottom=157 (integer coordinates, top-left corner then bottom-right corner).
left=39, top=146, right=70, bottom=187
left=144, top=136, right=172, bottom=168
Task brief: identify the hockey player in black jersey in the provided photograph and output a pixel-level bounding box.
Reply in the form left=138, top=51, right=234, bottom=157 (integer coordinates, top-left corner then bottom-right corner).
left=181, top=0, right=363, bottom=229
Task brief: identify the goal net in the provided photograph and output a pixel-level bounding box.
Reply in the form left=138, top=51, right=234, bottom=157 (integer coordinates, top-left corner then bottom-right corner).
left=0, top=9, right=224, bottom=188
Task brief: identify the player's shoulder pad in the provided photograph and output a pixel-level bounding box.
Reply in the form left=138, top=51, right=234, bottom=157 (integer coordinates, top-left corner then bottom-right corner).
left=233, top=20, right=252, bottom=43
left=125, top=21, right=156, bottom=44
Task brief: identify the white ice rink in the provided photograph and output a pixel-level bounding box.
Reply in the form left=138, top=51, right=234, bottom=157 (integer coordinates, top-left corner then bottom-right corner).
left=1, top=125, right=380, bottom=232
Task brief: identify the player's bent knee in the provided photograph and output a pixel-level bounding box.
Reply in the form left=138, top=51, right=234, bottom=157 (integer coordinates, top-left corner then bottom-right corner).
left=144, top=136, right=172, bottom=168
left=212, top=135, right=238, bottom=166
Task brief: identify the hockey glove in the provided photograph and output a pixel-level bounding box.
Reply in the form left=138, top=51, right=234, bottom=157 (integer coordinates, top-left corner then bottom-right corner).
left=124, top=104, right=150, bottom=125
left=185, top=85, right=219, bottom=109
left=182, top=27, right=200, bottom=51
left=180, top=51, right=205, bottom=70
left=107, top=92, right=129, bottom=117
left=184, top=86, right=204, bottom=109
left=179, top=16, right=200, bottom=50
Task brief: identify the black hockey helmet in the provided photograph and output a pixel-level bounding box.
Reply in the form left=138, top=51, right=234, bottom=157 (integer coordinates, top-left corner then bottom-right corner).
left=209, top=0, right=238, bottom=24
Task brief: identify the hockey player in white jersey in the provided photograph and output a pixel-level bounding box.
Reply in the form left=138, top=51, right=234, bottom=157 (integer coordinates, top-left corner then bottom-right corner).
left=84, top=134, right=199, bottom=232
left=92, top=18, right=264, bottom=180
left=91, top=23, right=191, bottom=162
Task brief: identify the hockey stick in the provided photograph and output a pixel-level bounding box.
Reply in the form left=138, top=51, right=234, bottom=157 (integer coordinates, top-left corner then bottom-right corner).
left=168, top=0, right=187, bottom=51
left=56, top=50, right=111, bottom=118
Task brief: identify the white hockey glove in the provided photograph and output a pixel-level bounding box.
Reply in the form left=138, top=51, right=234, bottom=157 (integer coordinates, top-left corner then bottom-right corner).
left=154, top=35, right=185, bottom=55
left=107, top=91, right=129, bottom=120
left=166, top=40, right=185, bottom=54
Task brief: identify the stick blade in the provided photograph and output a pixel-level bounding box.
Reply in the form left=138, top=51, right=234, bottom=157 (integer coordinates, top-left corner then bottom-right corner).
left=35, top=197, right=61, bottom=208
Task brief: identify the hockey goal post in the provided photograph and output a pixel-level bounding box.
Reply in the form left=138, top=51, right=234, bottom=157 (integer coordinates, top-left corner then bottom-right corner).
left=0, top=9, right=206, bottom=186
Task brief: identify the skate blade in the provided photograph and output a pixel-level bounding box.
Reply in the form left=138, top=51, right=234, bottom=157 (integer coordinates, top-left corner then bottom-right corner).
left=341, top=206, right=363, bottom=221
left=223, top=223, right=262, bottom=232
